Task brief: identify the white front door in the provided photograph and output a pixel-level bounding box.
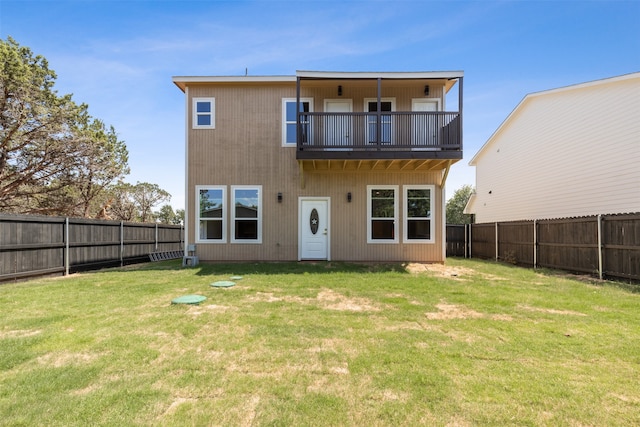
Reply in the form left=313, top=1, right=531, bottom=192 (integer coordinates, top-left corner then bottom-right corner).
left=324, top=99, right=352, bottom=149
left=299, top=198, right=329, bottom=260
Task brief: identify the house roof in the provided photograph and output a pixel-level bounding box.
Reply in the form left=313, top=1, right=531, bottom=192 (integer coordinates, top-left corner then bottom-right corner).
left=173, top=70, right=464, bottom=92
left=468, top=71, right=640, bottom=166
left=172, top=75, right=296, bottom=92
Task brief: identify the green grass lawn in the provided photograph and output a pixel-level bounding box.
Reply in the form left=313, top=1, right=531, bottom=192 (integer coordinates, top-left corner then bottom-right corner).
left=1, top=259, right=639, bottom=426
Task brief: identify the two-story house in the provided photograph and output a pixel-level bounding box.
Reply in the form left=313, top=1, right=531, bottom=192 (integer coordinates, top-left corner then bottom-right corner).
left=173, top=70, right=464, bottom=262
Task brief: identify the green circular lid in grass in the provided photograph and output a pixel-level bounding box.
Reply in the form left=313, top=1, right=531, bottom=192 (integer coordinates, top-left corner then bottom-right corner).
left=171, top=295, right=207, bottom=305
left=230, top=276, right=243, bottom=280
left=211, top=281, right=236, bottom=288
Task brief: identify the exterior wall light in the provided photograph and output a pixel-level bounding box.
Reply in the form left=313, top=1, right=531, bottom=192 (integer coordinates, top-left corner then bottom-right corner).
left=424, top=85, right=430, bottom=96
left=347, top=192, right=352, bottom=203
left=338, top=85, right=343, bottom=96
left=278, top=192, right=283, bottom=203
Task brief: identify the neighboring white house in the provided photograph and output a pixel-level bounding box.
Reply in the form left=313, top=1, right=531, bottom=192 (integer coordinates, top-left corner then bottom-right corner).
left=465, top=72, right=640, bottom=223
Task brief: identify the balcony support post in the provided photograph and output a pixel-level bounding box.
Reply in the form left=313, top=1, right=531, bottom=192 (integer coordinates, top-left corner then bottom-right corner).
left=297, top=160, right=305, bottom=189
left=458, top=76, right=463, bottom=151
left=377, top=77, right=382, bottom=149
left=296, top=76, right=301, bottom=151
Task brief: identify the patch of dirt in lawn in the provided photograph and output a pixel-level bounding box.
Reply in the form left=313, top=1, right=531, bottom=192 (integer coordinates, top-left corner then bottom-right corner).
left=369, top=388, right=410, bottom=403
left=241, top=394, right=261, bottom=427
left=0, top=329, right=42, bottom=338
left=186, top=304, right=233, bottom=317
left=518, top=304, right=587, bottom=316
left=246, top=289, right=383, bottom=312
left=405, top=263, right=473, bottom=280
left=37, top=351, right=102, bottom=367
left=424, top=302, right=513, bottom=322
left=425, top=302, right=484, bottom=320
left=316, top=289, right=382, bottom=312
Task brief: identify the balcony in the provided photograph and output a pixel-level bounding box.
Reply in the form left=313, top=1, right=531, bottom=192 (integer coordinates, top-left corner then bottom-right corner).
left=293, top=71, right=463, bottom=164
left=296, top=111, right=461, bottom=160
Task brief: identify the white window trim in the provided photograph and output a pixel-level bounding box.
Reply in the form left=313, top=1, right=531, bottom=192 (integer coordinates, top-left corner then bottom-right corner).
left=193, top=97, right=215, bottom=129
left=231, top=185, right=262, bottom=244
left=367, top=185, right=399, bottom=244
left=195, top=185, right=226, bottom=244
left=403, top=184, right=435, bottom=244
left=282, top=98, right=313, bottom=146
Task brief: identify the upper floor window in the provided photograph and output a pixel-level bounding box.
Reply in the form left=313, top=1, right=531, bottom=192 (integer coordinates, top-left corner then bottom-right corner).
left=404, top=185, right=435, bottom=243
left=193, top=97, right=215, bottom=129
left=196, top=186, right=225, bottom=243
left=231, top=186, right=262, bottom=243
left=282, top=98, right=313, bottom=146
left=367, top=185, right=398, bottom=243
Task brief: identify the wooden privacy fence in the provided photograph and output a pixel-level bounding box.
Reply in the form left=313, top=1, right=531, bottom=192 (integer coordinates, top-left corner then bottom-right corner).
left=446, top=213, right=640, bottom=282
left=0, top=214, right=184, bottom=282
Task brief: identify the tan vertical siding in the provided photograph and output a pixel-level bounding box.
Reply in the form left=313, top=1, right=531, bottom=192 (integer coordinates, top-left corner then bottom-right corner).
left=185, top=80, right=449, bottom=262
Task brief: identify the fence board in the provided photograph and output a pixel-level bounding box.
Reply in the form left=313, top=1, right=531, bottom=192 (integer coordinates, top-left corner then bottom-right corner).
left=469, top=223, right=495, bottom=260
left=602, top=214, right=640, bottom=281
left=537, top=217, right=599, bottom=275
left=497, top=221, right=534, bottom=266
left=446, top=224, right=466, bottom=257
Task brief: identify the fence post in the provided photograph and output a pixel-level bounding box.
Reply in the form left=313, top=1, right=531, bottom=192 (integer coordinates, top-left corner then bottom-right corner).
left=468, top=224, right=472, bottom=258
left=495, top=222, right=499, bottom=261
left=463, top=224, right=467, bottom=258
left=597, top=214, right=603, bottom=280
left=64, top=217, right=70, bottom=276
left=120, top=221, right=124, bottom=267
left=533, top=220, right=537, bottom=270
left=155, top=223, right=159, bottom=252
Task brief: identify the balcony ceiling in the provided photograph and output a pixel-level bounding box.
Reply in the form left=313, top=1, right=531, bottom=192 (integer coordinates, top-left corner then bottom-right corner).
left=299, top=158, right=459, bottom=172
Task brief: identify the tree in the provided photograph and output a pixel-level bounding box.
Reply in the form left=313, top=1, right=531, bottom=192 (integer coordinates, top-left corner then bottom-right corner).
left=0, top=37, right=129, bottom=216
left=156, top=204, right=183, bottom=225
left=132, top=182, right=170, bottom=223
left=72, top=118, right=129, bottom=217
left=446, top=184, right=474, bottom=224
left=108, top=182, right=138, bottom=221
left=107, top=181, right=171, bottom=223
left=175, top=209, right=185, bottom=225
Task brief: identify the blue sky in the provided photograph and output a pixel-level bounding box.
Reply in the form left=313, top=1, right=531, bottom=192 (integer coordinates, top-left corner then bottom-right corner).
left=1, top=0, right=639, bottom=211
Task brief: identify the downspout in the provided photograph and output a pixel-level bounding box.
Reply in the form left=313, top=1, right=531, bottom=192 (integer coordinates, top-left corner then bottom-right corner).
left=183, top=86, right=190, bottom=257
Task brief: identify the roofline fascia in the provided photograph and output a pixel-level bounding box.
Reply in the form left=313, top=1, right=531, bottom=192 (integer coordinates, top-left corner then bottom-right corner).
left=172, top=75, right=296, bottom=92
left=296, top=70, right=464, bottom=79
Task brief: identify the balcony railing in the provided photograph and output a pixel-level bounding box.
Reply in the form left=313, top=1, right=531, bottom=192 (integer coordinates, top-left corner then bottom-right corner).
left=296, top=111, right=462, bottom=159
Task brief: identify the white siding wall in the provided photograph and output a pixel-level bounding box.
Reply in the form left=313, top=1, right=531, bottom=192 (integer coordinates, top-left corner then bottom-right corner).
left=471, top=74, right=640, bottom=223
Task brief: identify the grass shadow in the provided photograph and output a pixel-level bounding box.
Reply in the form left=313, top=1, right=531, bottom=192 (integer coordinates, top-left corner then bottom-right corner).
left=123, top=260, right=411, bottom=276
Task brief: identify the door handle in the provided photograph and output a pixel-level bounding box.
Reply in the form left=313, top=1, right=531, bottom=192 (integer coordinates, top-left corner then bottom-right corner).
left=323, top=229, right=327, bottom=235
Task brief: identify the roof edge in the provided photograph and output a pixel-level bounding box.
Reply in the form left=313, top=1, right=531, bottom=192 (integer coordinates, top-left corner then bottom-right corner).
left=296, top=70, right=464, bottom=79
left=172, top=75, right=296, bottom=91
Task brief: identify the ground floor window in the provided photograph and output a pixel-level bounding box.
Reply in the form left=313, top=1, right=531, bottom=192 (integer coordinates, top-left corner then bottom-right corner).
left=231, top=186, right=262, bottom=243
left=367, top=185, right=398, bottom=243
left=404, top=185, right=434, bottom=243
left=196, top=186, right=225, bottom=242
